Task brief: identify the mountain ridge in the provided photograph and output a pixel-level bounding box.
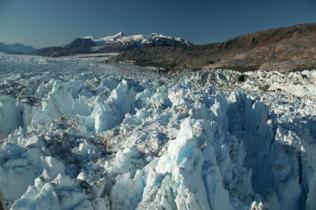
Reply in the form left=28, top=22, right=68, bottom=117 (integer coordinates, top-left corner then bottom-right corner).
left=0, top=42, right=36, bottom=54
left=33, top=23, right=316, bottom=72
left=112, top=23, right=316, bottom=72
left=33, top=32, right=191, bottom=57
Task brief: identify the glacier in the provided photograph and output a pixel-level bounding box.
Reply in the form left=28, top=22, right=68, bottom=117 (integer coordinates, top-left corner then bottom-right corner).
left=0, top=53, right=315, bottom=210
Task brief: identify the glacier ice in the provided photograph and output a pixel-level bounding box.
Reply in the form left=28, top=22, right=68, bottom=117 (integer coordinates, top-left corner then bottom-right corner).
left=0, top=54, right=315, bottom=210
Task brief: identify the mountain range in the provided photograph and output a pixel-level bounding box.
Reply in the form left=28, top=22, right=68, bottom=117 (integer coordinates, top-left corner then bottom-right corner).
left=0, top=42, right=36, bottom=54
left=6, top=23, right=316, bottom=72
left=111, top=23, right=316, bottom=72
left=34, top=32, right=191, bottom=57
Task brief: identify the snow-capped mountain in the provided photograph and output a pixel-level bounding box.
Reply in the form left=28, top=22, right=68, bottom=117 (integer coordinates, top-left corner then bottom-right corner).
left=34, top=32, right=191, bottom=57
left=84, top=32, right=191, bottom=48
left=33, top=23, right=316, bottom=72
left=113, top=23, right=316, bottom=72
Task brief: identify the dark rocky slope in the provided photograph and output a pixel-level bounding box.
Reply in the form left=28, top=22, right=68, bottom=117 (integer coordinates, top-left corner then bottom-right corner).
left=34, top=38, right=97, bottom=57
left=111, top=24, right=316, bottom=72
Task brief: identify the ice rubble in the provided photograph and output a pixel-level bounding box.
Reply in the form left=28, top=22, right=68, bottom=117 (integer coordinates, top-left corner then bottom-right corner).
left=0, top=54, right=315, bottom=210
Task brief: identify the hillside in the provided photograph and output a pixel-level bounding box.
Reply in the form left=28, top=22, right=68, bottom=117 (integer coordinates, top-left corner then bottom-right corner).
left=112, top=24, right=316, bottom=71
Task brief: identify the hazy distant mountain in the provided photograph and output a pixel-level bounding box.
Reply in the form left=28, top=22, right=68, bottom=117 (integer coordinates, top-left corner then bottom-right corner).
left=0, top=42, right=15, bottom=53
left=0, top=42, right=36, bottom=54
left=34, top=32, right=191, bottom=57
left=8, top=43, right=37, bottom=54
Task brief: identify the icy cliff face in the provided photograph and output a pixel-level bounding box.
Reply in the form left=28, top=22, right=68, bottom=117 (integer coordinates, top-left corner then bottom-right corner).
left=0, top=54, right=315, bottom=210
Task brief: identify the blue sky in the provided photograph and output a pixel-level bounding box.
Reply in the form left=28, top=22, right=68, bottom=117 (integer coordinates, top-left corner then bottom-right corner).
left=0, top=0, right=315, bottom=47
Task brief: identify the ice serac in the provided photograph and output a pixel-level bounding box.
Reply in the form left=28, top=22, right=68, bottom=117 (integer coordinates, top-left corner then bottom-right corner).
left=92, top=80, right=136, bottom=134
left=0, top=96, right=21, bottom=135
left=0, top=54, right=315, bottom=210
left=139, top=118, right=234, bottom=210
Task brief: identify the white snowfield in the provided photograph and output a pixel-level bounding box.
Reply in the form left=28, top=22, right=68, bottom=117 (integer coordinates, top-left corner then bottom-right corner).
left=0, top=54, right=315, bottom=210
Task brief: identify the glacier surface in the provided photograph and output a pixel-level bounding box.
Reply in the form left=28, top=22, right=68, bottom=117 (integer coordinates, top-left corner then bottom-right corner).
left=0, top=53, right=315, bottom=210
